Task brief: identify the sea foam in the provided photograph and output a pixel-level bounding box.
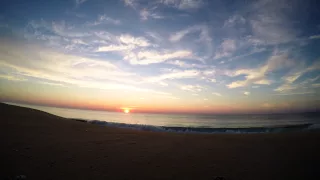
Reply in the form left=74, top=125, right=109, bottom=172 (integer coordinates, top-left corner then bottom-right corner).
left=85, top=120, right=319, bottom=134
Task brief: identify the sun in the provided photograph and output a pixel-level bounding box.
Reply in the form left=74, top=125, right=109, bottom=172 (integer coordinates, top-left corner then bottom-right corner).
left=124, top=109, right=130, bottom=113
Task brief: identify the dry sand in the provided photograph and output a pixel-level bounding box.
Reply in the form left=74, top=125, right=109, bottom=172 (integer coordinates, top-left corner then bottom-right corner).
left=1, top=103, right=320, bottom=180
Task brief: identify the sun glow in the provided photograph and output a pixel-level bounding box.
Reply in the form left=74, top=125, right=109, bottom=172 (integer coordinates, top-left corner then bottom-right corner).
left=124, top=109, right=130, bottom=113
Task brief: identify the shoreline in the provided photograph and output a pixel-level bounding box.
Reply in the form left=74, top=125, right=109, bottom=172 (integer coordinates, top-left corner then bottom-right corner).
left=1, top=103, right=320, bottom=179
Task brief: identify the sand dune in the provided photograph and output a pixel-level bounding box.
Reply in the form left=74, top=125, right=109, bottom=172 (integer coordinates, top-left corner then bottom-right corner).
left=1, top=103, right=319, bottom=180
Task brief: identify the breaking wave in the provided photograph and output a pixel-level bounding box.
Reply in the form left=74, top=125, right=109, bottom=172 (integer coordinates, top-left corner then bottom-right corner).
left=85, top=120, right=320, bottom=134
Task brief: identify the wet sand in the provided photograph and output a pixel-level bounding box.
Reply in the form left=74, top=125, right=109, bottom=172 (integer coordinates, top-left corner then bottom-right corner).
left=1, top=103, right=319, bottom=180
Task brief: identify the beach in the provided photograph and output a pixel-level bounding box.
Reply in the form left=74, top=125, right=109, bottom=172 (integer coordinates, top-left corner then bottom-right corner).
left=1, top=103, right=319, bottom=180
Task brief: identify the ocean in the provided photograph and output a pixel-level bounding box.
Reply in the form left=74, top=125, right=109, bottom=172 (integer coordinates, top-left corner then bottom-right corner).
left=9, top=102, right=320, bottom=133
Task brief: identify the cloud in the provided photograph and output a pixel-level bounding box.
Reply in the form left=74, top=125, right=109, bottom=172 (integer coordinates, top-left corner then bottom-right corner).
left=146, top=32, right=162, bottom=42
left=66, top=11, right=87, bottom=18
left=180, top=84, right=203, bottom=92
left=119, top=34, right=150, bottom=47
left=122, top=0, right=164, bottom=21
left=95, top=34, right=150, bottom=52
left=167, top=60, right=187, bottom=67
left=214, top=39, right=237, bottom=59
left=124, top=50, right=192, bottom=65
left=158, top=82, right=169, bottom=86
left=88, top=15, right=121, bottom=26
left=227, top=81, right=246, bottom=89
left=223, top=15, right=246, bottom=27
left=96, top=45, right=131, bottom=52
left=161, top=0, right=203, bottom=10
left=312, top=83, right=320, bottom=88
left=167, top=60, right=206, bottom=68
left=227, top=51, right=293, bottom=88
left=51, top=21, right=90, bottom=38
left=169, top=24, right=212, bottom=57
left=0, top=42, right=175, bottom=97
left=25, top=19, right=195, bottom=66
left=140, top=9, right=164, bottom=21
left=37, top=81, right=65, bottom=86
left=207, top=78, right=216, bottom=83
left=226, top=47, right=267, bottom=62
left=261, top=103, right=274, bottom=108
left=25, top=20, right=91, bottom=42
left=202, top=69, right=215, bottom=76
left=123, top=0, right=203, bottom=11
left=247, top=0, right=299, bottom=45
left=75, top=0, right=88, bottom=6
left=169, top=25, right=211, bottom=43
left=147, top=69, right=200, bottom=82
left=309, top=35, right=320, bottom=40
left=212, top=92, right=222, bottom=96
left=274, top=61, right=320, bottom=93
left=0, top=74, right=27, bottom=81
left=123, top=0, right=136, bottom=9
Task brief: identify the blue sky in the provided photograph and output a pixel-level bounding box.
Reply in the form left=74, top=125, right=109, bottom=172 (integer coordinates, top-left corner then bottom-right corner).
left=0, top=0, right=319, bottom=113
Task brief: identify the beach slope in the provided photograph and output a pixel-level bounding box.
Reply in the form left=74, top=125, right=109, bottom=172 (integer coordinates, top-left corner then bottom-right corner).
left=1, top=103, right=319, bottom=180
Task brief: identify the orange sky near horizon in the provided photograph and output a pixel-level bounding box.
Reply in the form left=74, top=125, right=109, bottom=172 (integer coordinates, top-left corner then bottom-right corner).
left=1, top=78, right=318, bottom=114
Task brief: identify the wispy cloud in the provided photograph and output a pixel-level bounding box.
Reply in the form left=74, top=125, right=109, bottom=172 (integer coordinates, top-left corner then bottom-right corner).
left=37, top=81, right=65, bottom=86
left=123, top=0, right=136, bottom=9
left=87, top=15, right=121, bottom=26
left=309, top=35, right=320, bottom=40
left=119, top=34, right=150, bottom=47
left=170, top=24, right=212, bottom=57
left=75, top=0, right=88, bottom=7
left=96, top=45, right=130, bottom=52
left=180, top=84, right=204, bottom=92
left=227, top=51, right=293, bottom=88
left=95, top=34, right=150, bottom=52
left=122, top=0, right=165, bottom=21
left=147, top=69, right=200, bottom=82
left=312, top=83, right=320, bottom=88
left=0, top=42, right=174, bottom=97
left=0, top=74, right=27, bottom=81
left=26, top=20, right=90, bottom=39
left=167, top=60, right=205, bottom=68
left=214, top=39, right=237, bottom=59
left=274, top=61, right=320, bottom=93
left=140, top=8, right=164, bottom=20
left=160, top=0, right=203, bottom=10
left=212, top=92, right=222, bottom=96
left=123, top=0, right=203, bottom=11
left=170, top=25, right=211, bottom=43
left=223, top=15, right=246, bottom=27
left=124, top=50, right=192, bottom=65
left=247, top=0, right=299, bottom=45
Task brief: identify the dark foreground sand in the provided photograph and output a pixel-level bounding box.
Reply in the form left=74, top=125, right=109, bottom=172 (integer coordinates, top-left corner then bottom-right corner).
left=1, top=103, right=320, bottom=180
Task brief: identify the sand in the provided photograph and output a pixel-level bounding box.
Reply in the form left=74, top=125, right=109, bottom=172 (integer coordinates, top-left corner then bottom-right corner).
left=1, top=103, right=320, bottom=180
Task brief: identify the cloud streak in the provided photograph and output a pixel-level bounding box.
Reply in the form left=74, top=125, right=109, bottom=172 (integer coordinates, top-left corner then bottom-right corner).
left=0, top=42, right=173, bottom=97
left=227, top=51, right=294, bottom=88
left=124, top=50, right=192, bottom=65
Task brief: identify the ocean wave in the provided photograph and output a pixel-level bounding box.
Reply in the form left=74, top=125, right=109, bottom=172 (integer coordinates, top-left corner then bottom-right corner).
left=84, top=120, right=320, bottom=134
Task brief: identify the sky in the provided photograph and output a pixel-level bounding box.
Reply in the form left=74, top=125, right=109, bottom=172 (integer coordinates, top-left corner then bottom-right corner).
left=0, top=0, right=320, bottom=114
